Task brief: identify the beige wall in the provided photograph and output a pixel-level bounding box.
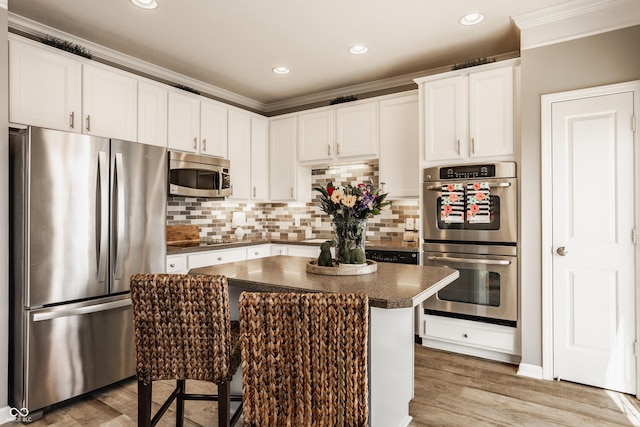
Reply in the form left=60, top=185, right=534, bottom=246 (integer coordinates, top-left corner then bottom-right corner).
left=519, top=25, right=640, bottom=367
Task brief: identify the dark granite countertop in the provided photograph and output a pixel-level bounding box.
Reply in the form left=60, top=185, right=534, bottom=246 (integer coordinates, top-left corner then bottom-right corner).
left=167, top=237, right=419, bottom=256
left=188, top=255, right=457, bottom=309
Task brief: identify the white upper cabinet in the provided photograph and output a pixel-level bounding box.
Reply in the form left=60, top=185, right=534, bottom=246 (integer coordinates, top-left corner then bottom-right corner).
left=422, top=75, right=466, bottom=161
left=200, top=99, right=228, bottom=158
left=82, top=62, right=137, bottom=141
left=227, top=108, right=252, bottom=200
left=137, top=80, right=168, bottom=147
left=417, top=60, right=516, bottom=164
left=335, top=101, right=378, bottom=159
left=468, top=66, right=514, bottom=158
left=168, top=90, right=228, bottom=157
left=9, top=36, right=82, bottom=132
left=297, top=100, right=378, bottom=165
left=379, top=93, right=419, bottom=199
left=9, top=36, right=138, bottom=141
left=251, top=115, right=270, bottom=201
left=298, top=109, right=334, bottom=163
left=270, top=116, right=299, bottom=201
left=168, top=90, right=202, bottom=153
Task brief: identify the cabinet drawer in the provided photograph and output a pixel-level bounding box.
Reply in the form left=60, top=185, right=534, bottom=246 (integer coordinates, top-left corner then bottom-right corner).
left=246, top=245, right=270, bottom=259
left=423, top=315, right=517, bottom=354
left=166, top=255, right=187, bottom=273
left=188, top=248, right=246, bottom=269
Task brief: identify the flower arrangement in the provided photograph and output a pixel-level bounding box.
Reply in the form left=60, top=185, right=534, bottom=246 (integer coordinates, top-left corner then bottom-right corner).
left=314, top=182, right=389, bottom=264
left=314, top=182, right=390, bottom=220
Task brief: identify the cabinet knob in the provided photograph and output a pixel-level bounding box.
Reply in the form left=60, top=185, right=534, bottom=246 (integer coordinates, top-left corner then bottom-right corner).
left=337, top=143, right=341, bottom=156
left=193, top=137, right=198, bottom=150
left=328, top=144, right=332, bottom=157
left=254, top=252, right=259, bottom=255
left=253, top=186, right=257, bottom=198
left=290, top=187, right=294, bottom=198
left=471, top=138, right=476, bottom=154
left=463, top=333, right=469, bottom=338
left=69, top=112, right=75, bottom=129
left=217, top=256, right=222, bottom=261
left=86, top=115, right=91, bottom=132
left=202, top=138, right=207, bottom=151
left=169, top=263, right=175, bottom=268
left=456, top=140, right=461, bottom=155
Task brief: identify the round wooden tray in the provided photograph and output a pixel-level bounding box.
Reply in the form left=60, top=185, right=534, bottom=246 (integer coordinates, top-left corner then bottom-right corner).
left=306, top=260, right=377, bottom=276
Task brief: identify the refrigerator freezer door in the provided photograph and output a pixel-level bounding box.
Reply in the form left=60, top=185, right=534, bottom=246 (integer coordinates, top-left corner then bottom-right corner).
left=18, top=296, right=135, bottom=412
left=110, top=139, right=167, bottom=293
left=19, top=127, right=111, bottom=307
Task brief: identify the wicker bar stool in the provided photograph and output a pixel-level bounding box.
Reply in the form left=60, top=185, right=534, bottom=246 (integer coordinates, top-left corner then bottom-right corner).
left=130, top=274, right=242, bottom=427
left=239, top=292, right=369, bottom=427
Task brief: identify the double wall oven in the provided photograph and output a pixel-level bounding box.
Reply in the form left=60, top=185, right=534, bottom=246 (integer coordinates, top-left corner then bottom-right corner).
left=422, top=162, right=517, bottom=326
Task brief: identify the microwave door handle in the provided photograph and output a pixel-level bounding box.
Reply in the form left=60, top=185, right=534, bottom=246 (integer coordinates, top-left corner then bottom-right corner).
left=427, top=256, right=511, bottom=266
left=425, top=184, right=444, bottom=191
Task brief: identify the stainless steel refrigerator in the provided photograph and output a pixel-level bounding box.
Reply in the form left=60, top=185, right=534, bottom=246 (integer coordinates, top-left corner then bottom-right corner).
left=8, top=126, right=167, bottom=420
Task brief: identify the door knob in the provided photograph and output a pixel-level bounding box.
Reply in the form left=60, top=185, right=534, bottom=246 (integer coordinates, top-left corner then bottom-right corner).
left=556, top=246, right=568, bottom=256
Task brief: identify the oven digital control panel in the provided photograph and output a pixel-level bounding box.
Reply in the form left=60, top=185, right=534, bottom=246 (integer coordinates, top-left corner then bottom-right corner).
left=439, top=164, right=496, bottom=179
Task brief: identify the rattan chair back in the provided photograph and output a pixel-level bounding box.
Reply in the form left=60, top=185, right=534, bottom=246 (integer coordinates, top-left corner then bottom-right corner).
left=130, top=273, right=242, bottom=427
left=239, top=292, right=369, bottom=427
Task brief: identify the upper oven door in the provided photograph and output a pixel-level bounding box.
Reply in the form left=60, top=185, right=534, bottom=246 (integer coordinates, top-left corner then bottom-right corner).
left=422, top=176, right=517, bottom=243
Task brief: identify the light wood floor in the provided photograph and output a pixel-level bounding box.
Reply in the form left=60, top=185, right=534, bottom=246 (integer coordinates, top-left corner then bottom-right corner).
left=10, top=345, right=640, bottom=426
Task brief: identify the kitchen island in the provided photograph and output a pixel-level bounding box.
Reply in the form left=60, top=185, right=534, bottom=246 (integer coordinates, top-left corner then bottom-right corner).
left=190, top=255, right=458, bottom=427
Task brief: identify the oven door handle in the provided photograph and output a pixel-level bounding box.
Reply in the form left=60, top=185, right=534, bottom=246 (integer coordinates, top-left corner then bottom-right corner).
left=424, top=182, right=512, bottom=191
left=427, top=256, right=511, bottom=266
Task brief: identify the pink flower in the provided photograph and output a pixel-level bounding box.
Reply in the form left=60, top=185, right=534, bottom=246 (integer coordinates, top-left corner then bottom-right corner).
left=447, top=184, right=455, bottom=192
left=449, top=193, right=459, bottom=203
left=473, top=182, right=481, bottom=191
left=476, top=192, right=485, bottom=201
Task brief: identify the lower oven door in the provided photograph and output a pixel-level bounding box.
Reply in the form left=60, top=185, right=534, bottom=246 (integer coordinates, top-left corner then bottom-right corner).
left=422, top=246, right=517, bottom=323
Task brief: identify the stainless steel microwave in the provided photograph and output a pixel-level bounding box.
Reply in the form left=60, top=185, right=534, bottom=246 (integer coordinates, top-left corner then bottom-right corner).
left=168, top=151, right=231, bottom=198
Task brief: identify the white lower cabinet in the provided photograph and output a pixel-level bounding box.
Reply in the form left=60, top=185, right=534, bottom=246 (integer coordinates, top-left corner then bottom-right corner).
left=188, top=248, right=246, bottom=269
left=271, top=244, right=320, bottom=258
left=246, top=244, right=271, bottom=260
left=421, top=314, right=519, bottom=363
left=166, top=255, right=188, bottom=274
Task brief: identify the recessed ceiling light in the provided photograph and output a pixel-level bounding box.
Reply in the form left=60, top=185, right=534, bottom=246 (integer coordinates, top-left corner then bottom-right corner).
left=349, top=45, right=369, bottom=55
left=459, top=12, right=484, bottom=26
left=273, top=66, right=290, bottom=75
left=131, top=0, right=158, bottom=9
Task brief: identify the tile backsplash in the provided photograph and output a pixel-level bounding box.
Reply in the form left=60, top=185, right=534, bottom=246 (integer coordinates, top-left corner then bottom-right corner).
left=167, top=163, right=419, bottom=241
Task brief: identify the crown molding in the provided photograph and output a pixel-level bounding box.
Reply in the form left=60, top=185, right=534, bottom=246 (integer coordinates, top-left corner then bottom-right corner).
left=264, top=51, right=520, bottom=114
left=512, top=0, right=640, bottom=50
left=8, top=12, right=268, bottom=112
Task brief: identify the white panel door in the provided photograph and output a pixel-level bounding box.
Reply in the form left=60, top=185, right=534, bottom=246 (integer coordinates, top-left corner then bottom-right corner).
left=137, top=80, right=168, bottom=147
left=298, top=109, right=334, bottom=163
left=552, top=91, right=636, bottom=394
left=200, top=99, right=228, bottom=158
left=251, top=115, right=270, bottom=201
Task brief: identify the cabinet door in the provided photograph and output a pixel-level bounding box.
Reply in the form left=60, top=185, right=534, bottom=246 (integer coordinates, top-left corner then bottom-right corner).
left=228, top=109, right=251, bottom=200
left=469, top=66, right=514, bottom=158
left=269, top=116, right=297, bottom=201
left=251, top=115, right=270, bottom=201
left=335, top=102, right=378, bottom=159
left=423, top=75, right=466, bottom=161
left=83, top=63, right=137, bottom=141
left=9, top=37, right=82, bottom=132
left=137, top=80, right=168, bottom=147
left=298, top=110, right=334, bottom=163
left=200, top=99, right=228, bottom=158
left=379, top=94, right=419, bottom=198
left=168, top=90, right=200, bottom=153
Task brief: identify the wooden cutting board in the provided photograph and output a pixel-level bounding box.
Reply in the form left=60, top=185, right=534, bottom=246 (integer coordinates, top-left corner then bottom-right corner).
left=167, top=225, right=200, bottom=246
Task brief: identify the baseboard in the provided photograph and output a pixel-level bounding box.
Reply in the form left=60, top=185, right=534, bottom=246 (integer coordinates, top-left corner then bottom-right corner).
left=517, top=362, right=544, bottom=379
left=420, top=338, right=521, bottom=365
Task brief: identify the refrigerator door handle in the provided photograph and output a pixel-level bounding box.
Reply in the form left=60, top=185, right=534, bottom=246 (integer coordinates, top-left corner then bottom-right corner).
left=97, top=151, right=109, bottom=283
left=32, top=299, right=132, bottom=322
left=113, top=152, right=126, bottom=281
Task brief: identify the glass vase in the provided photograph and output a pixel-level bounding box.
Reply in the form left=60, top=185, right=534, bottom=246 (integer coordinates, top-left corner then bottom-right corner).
left=332, top=217, right=367, bottom=264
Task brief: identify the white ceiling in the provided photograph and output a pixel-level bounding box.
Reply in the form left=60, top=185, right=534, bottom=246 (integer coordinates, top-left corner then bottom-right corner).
left=8, top=0, right=573, bottom=111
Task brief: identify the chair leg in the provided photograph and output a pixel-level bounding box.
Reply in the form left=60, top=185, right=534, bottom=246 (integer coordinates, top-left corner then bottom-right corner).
left=218, top=381, right=230, bottom=427
left=176, top=379, right=185, bottom=427
left=138, top=380, right=152, bottom=427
